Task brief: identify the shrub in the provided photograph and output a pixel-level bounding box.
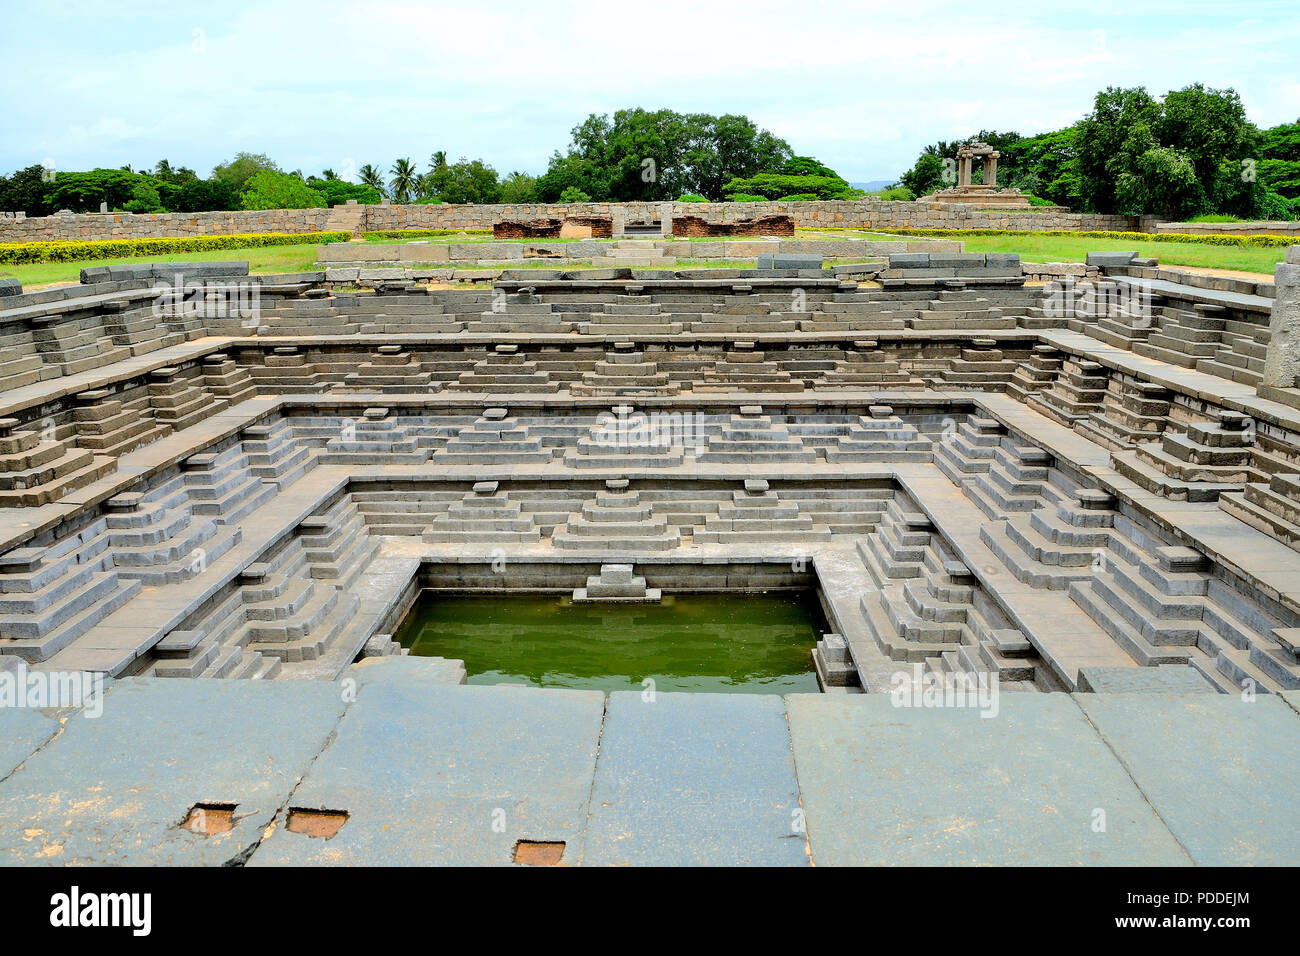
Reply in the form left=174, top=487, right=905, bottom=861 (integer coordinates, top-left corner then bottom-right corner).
left=776, top=193, right=820, bottom=201
left=121, top=183, right=165, bottom=214
left=310, top=179, right=383, bottom=206
left=724, top=193, right=768, bottom=203
left=0, top=231, right=351, bottom=264
left=559, top=186, right=592, bottom=203
left=677, top=193, right=708, bottom=203
left=173, top=178, right=237, bottom=213
left=876, top=186, right=915, bottom=201
left=1256, top=189, right=1299, bottom=221
left=1025, top=195, right=1055, bottom=206
left=723, top=173, right=856, bottom=201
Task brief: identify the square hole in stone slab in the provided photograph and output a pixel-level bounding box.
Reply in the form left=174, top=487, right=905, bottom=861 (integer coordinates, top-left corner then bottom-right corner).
left=180, top=802, right=238, bottom=835
left=514, top=840, right=566, bottom=865
left=286, top=807, right=350, bottom=840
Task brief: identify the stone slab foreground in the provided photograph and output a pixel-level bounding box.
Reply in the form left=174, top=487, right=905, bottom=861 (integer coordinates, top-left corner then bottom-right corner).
left=584, top=692, right=805, bottom=866
left=0, top=667, right=1296, bottom=865
left=786, top=693, right=1190, bottom=866
left=251, top=683, right=604, bottom=866
left=0, top=679, right=347, bottom=865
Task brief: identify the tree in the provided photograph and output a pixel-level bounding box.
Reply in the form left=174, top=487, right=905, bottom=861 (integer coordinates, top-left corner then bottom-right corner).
left=499, top=171, right=539, bottom=203
left=423, top=157, right=501, bottom=204
left=1075, top=87, right=1161, bottom=212
left=898, top=153, right=947, bottom=198
left=0, top=165, right=56, bottom=215
left=559, top=186, right=592, bottom=202
left=389, top=158, right=418, bottom=203
left=537, top=109, right=792, bottom=202
left=239, top=170, right=327, bottom=210
left=357, top=164, right=387, bottom=196
left=310, top=179, right=384, bottom=206
left=722, top=156, right=859, bottom=201
left=173, top=178, right=237, bottom=213
left=211, top=152, right=280, bottom=197
left=122, top=182, right=165, bottom=213
left=1159, top=84, right=1258, bottom=205
left=1256, top=121, right=1300, bottom=199
left=998, top=128, right=1083, bottom=207
left=1112, top=123, right=1204, bottom=220
left=147, top=159, right=197, bottom=185
left=430, top=150, right=447, bottom=170
left=680, top=114, right=792, bottom=200
left=536, top=152, right=612, bottom=202
left=45, top=169, right=147, bottom=212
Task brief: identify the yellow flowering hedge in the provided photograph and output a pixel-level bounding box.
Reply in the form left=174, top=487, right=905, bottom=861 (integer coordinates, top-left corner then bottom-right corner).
left=867, top=228, right=1296, bottom=248
left=0, top=231, right=353, bottom=264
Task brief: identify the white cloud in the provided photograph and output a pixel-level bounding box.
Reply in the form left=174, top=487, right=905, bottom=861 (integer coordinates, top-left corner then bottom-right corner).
left=0, top=0, right=1296, bottom=180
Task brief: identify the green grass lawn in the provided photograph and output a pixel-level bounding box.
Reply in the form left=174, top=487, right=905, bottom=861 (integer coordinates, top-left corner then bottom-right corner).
left=957, top=234, right=1284, bottom=274
left=5, top=229, right=1283, bottom=290
left=809, top=229, right=1284, bottom=274
left=0, top=243, right=324, bottom=288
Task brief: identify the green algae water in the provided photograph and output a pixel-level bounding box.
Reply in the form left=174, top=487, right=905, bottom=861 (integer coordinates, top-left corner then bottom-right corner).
left=394, top=591, right=823, bottom=694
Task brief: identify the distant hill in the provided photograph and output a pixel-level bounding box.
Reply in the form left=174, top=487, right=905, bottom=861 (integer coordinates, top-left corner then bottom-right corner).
left=851, top=180, right=895, bottom=192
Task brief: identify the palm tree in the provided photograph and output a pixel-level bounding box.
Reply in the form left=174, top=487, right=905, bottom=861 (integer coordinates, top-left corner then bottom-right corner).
left=358, top=163, right=386, bottom=196
left=389, top=158, right=418, bottom=203
left=430, top=150, right=447, bottom=170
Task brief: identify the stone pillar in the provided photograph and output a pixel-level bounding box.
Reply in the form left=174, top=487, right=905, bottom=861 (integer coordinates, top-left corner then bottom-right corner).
left=983, top=153, right=999, bottom=186
left=612, top=205, right=626, bottom=238
left=957, top=156, right=971, bottom=187
left=1263, top=245, right=1300, bottom=390
left=659, top=202, right=673, bottom=238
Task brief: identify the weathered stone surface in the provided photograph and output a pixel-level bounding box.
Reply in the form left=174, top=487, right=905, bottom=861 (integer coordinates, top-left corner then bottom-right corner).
left=786, top=694, right=1190, bottom=866
left=584, top=692, right=806, bottom=866
left=0, top=679, right=346, bottom=865
left=251, top=681, right=603, bottom=866
left=1263, top=261, right=1300, bottom=388
left=1076, top=694, right=1300, bottom=865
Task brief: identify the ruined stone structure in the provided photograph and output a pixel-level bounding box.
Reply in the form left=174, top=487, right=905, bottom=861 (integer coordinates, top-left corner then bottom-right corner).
left=920, top=141, right=1033, bottom=207
left=2, top=246, right=1298, bottom=866
left=1, top=248, right=1297, bottom=696
left=0, top=198, right=1143, bottom=243
left=671, top=214, right=796, bottom=237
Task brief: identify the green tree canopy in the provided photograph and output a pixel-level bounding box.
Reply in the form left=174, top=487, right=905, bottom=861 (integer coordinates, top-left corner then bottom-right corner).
left=422, top=158, right=501, bottom=204
left=211, top=152, right=280, bottom=197
left=537, top=109, right=792, bottom=202
left=892, top=86, right=1291, bottom=219
left=239, top=170, right=327, bottom=210
left=499, top=171, right=539, bottom=203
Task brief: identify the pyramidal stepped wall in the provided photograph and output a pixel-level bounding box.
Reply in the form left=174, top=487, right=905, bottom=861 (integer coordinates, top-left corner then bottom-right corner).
left=1, top=248, right=1299, bottom=698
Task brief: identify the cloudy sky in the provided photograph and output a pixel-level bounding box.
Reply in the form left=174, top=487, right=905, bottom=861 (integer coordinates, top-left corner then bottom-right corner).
left=2, top=0, right=1297, bottom=184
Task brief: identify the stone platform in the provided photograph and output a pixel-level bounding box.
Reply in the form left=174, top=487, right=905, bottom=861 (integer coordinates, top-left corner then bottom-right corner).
left=2, top=254, right=1299, bottom=865
left=0, top=662, right=1296, bottom=865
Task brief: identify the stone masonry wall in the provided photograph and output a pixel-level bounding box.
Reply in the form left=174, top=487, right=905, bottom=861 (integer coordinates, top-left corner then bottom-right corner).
left=0, top=200, right=1146, bottom=243
left=362, top=200, right=1141, bottom=233
left=0, top=207, right=333, bottom=242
